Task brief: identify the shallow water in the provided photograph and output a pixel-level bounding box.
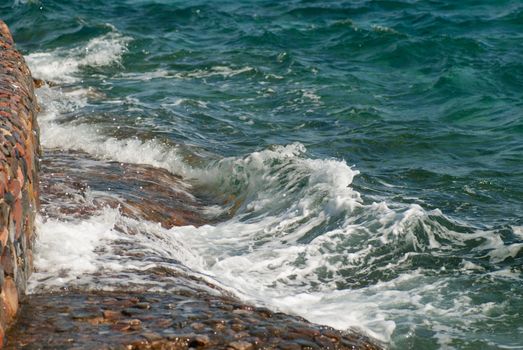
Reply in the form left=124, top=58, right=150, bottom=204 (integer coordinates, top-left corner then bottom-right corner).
left=2, top=0, right=523, bottom=348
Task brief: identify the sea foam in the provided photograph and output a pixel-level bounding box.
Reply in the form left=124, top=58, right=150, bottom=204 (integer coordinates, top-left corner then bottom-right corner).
left=24, top=34, right=523, bottom=347
left=32, top=79, right=520, bottom=345
left=26, top=31, right=130, bottom=83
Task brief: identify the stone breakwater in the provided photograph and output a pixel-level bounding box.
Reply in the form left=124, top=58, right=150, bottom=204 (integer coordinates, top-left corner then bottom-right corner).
left=0, top=20, right=40, bottom=344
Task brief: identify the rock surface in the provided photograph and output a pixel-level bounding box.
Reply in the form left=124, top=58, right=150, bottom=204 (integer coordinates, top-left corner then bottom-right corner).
left=7, top=290, right=382, bottom=350
left=0, top=19, right=40, bottom=342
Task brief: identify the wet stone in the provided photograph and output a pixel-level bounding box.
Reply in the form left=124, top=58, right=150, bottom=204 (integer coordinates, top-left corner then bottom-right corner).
left=314, top=335, right=337, bottom=348
left=189, top=335, right=210, bottom=347
left=71, top=311, right=100, bottom=320
left=154, top=318, right=173, bottom=328
left=255, top=307, right=272, bottom=319
left=291, top=327, right=321, bottom=338
left=5, top=291, right=383, bottom=349
left=122, top=308, right=146, bottom=317
left=133, top=302, right=151, bottom=310
left=231, top=322, right=246, bottom=332
left=103, top=310, right=121, bottom=320
left=113, top=321, right=132, bottom=332
left=129, top=319, right=142, bottom=331
left=54, top=324, right=77, bottom=333
left=190, top=322, right=205, bottom=331
left=278, top=342, right=301, bottom=350
left=293, top=339, right=320, bottom=349
left=227, top=340, right=253, bottom=350
left=38, top=149, right=218, bottom=227
left=141, top=332, right=162, bottom=342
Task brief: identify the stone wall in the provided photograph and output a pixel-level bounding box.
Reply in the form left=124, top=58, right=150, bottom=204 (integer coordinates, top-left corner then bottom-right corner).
left=0, top=20, right=40, bottom=344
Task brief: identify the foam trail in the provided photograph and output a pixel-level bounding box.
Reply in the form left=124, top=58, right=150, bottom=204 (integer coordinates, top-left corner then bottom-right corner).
left=41, top=121, right=191, bottom=175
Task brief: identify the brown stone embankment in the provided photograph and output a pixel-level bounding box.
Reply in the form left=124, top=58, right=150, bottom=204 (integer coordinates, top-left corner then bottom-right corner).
left=0, top=20, right=40, bottom=345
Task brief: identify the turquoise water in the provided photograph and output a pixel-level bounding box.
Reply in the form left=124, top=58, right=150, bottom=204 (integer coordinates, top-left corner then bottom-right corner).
left=3, top=0, right=523, bottom=348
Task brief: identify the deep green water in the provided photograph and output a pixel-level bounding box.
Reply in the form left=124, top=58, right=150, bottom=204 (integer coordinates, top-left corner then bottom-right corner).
left=2, top=1, right=523, bottom=348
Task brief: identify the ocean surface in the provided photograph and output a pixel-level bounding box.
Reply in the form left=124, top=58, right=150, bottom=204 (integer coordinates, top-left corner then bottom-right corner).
left=2, top=0, right=523, bottom=348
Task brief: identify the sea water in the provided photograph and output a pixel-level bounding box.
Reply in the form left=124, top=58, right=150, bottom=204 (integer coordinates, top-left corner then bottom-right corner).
left=2, top=0, right=523, bottom=348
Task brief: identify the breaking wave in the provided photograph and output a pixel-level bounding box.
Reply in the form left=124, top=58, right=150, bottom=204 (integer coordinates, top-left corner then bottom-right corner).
left=25, top=27, right=523, bottom=347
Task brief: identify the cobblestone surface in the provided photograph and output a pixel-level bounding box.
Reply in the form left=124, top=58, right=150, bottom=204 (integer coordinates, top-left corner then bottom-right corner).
left=7, top=290, right=383, bottom=350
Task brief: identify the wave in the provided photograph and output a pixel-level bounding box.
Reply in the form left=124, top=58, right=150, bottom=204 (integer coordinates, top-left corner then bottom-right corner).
left=32, top=145, right=521, bottom=343
left=34, top=86, right=195, bottom=176
left=33, top=84, right=522, bottom=342
left=117, top=65, right=255, bottom=81
left=25, top=33, right=523, bottom=347
left=26, top=30, right=131, bottom=83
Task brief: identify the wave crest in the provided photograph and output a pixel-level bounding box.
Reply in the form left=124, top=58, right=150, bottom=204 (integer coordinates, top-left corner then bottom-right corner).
left=26, top=30, right=131, bottom=83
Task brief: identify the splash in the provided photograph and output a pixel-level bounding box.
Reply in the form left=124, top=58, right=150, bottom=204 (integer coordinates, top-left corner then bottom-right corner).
left=23, top=24, right=523, bottom=347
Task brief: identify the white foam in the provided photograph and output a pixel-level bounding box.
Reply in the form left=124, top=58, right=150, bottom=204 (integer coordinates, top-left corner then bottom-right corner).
left=119, top=69, right=171, bottom=81
left=34, top=86, right=195, bottom=178
left=30, top=206, right=230, bottom=295
left=460, top=260, right=485, bottom=272
left=29, top=210, right=122, bottom=291
left=371, top=24, right=399, bottom=34
left=513, top=226, right=523, bottom=239
left=301, top=89, right=322, bottom=104
left=26, top=31, right=131, bottom=83
left=41, top=121, right=191, bottom=175
left=488, top=242, right=523, bottom=263
left=13, top=0, right=40, bottom=5
left=175, top=66, right=254, bottom=79
left=118, top=66, right=253, bottom=82
left=28, top=56, right=520, bottom=346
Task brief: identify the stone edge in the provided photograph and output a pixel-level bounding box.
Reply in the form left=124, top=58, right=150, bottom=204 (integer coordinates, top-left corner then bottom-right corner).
left=0, top=19, right=40, bottom=346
